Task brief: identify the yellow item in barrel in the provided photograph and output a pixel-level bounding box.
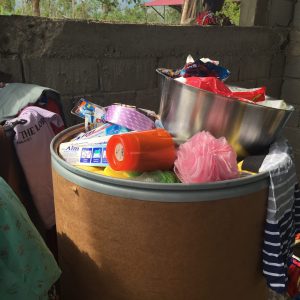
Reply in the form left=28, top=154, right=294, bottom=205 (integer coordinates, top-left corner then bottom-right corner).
left=76, top=165, right=105, bottom=175
left=103, top=166, right=140, bottom=179
left=237, top=161, right=256, bottom=175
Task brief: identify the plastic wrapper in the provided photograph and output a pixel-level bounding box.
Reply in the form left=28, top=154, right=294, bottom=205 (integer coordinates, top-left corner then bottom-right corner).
left=71, top=123, right=131, bottom=141
left=258, top=99, right=288, bottom=110
left=75, top=165, right=105, bottom=175
left=105, top=104, right=155, bottom=131
left=157, top=68, right=181, bottom=78
left=229, top=86, right=266, bottom=102
left=180, top=59, right=230, bottom=81
left=174, top=131, right=239, bottom=184
left=132, top=170, right=179, bottom=183
left=181, top=77, right=266, bottom=103
left=71, top=98, right=106, bottom=130
left=158, top=58, right=230, bottom=81
left=103, top=166, right=140, bottom=179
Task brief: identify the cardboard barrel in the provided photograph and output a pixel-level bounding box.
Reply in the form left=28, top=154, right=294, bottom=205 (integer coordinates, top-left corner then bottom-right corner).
left=51, top=124, right=269, bottom=300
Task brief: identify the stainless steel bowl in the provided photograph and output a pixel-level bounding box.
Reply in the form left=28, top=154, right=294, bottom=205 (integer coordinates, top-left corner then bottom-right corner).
left=157, top=70, right=294, bottom=158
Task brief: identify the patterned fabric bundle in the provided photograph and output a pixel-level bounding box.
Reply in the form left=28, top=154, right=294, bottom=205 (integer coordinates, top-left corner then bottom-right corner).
left=260, top=139, right=300, bottom=294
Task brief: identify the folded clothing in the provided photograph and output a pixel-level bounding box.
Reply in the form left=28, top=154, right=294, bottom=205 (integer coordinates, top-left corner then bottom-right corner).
left=0, top=83, right=61, bottom=123
left=7, top=106, right=64, bottom=229
left=259, top=138, right=300, bottom=294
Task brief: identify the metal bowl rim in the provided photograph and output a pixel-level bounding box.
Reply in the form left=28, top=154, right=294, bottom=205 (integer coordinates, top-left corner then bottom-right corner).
left=156, top=69, right=294, bottom=113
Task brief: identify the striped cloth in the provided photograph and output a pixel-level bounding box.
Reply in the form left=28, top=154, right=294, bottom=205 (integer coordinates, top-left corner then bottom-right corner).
left=259, top=138, right=300, bottom=294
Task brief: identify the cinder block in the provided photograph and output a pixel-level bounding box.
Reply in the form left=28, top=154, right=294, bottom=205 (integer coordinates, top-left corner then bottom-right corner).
left=23, top=58, right=99, bottom=95
left=158, top=56, right=187, bottom=70
left=287, top=30, right=300, bottom=56
left=94, top=91, right=137, bottom=107
left=136, top=88, right=160, bottom=113
left=0, top=55, right=23, bottom=82
left=270, top=53, right=285, bottom=77
left=293, top=1, right=300, bottom=28
left=239, top=0, right=257, bottom=26
left=99, top=58, right=157, bottom=92
left=285, top=104, right=300, bottom=128
left=290, top=29, right=300, bottom=43
left=221, top=56, right=240, bottom=82
left=293, top=152, right=300, bottom=180
left=284, top=56, right=300, bottom=78
left=268, top=0, right=294, bottom=26
left=287, top=41, right=300, bottom=56
left=69, top=90, right=137, bottom=108
left=256, top=78, right=282, bottom=98
left=239, top=56, right=271, bottom=81
left=281, top=78, right=300, bottom=104
left=60, top=96, right=82, bottom=127
left=284, top=127, right=300, bottom=179
left=283, top=127, right=300, bottom=153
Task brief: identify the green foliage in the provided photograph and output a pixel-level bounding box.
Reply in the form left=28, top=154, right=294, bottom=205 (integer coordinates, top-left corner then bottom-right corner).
left=100, top=5, right=180, bottom=24
left=0, top=0, right=238, bottom=26
left=218, top=0, right=240, bottom=25
left=0, top=0, right=15, bottom=15
left=2, top=0, right=180, bottom=25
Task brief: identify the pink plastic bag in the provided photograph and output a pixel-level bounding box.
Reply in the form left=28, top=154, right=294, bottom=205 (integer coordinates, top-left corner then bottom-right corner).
left=174, top=131, right=239, bottom=184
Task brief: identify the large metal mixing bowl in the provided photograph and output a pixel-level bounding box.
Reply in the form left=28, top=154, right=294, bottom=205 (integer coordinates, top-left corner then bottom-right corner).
left=157, top=70, right=294, bottom=158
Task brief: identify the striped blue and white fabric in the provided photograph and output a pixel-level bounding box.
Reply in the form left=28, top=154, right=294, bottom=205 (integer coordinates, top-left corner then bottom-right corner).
left=259, top=138, right=300, bottom=293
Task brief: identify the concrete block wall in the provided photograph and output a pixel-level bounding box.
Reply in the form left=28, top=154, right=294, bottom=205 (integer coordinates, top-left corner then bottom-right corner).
left=240, top=0, right=294, bottom=27
left=281, top=0, right=300, bottom=175
left=268, top=0, right=295, bottom=27
left=0, top=16, right=289, bottom=129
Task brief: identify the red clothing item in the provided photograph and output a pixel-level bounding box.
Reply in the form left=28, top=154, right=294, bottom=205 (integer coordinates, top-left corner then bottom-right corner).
left=288, top=257, right=300, bottom=297
left=196, top=10, right=217, bottom=26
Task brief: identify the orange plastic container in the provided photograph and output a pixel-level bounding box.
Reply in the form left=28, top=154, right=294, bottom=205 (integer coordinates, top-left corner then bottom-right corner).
left=106, top=129, right=176, bottom=172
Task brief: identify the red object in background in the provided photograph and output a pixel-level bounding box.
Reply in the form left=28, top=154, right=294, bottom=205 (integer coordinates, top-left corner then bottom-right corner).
left=185, top=76, right=231, bottom=95
left=288, top=257, right=300, bottom=297
left=42, top=98, right=63, bottom=116
left=196, top=11, right=217, bottom=26
left=184, top=77, right=266, bottom=104
left=106, top=129, right=176, bottom=172
left=287, top=233, right=300, bottom=297
left=231, top=87, right=266, bottom=102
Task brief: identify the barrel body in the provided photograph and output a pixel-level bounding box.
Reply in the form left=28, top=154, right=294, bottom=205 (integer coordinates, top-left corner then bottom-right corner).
left=51, top=124, right=269, bottom=300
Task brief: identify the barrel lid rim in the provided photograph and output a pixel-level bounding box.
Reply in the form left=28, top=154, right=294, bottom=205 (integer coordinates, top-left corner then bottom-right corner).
left=50, top=124, right=270, bottom=192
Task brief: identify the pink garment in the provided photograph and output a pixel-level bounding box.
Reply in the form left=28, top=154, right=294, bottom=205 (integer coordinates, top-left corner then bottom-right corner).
left=9, top=106, right=64, bottom=229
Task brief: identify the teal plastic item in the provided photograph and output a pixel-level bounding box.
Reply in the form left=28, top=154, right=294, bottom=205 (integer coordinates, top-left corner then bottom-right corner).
left=0, top=177, right=61, bottom=300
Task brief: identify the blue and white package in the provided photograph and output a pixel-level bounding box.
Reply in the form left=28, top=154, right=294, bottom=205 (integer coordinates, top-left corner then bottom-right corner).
left=71, top=123, right=131, bottom=141
left=180, top=58, right=230, bottom=81
left=71, top=98, right=106, bottom=131
left=59, top=136, right=110, bottom=167
left=71, top=98, right=106, bottom=120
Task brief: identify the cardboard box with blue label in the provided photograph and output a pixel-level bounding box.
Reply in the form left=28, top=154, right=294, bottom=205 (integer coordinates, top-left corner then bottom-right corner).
left=59, top=135, right=110, bottom=167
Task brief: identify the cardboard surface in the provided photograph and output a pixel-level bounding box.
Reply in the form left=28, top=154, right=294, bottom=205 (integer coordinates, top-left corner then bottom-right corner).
left=53, top=170, right=269, bottom=300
